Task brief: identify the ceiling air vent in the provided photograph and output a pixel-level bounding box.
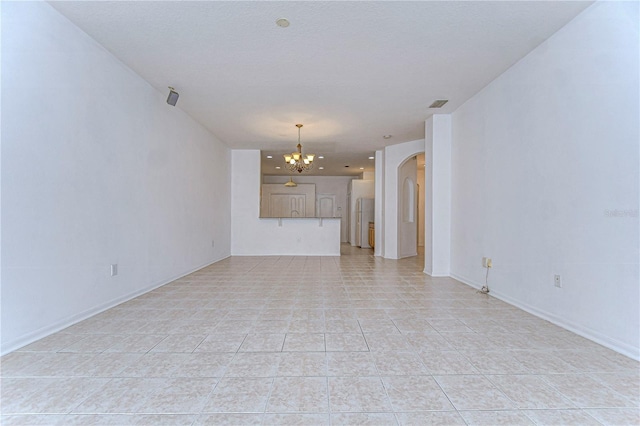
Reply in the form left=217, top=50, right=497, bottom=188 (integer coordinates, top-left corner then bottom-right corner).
left=429, top=100, right=448, bottom=108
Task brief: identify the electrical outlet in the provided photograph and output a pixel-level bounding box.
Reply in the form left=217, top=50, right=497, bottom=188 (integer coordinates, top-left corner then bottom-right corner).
left=554, top=274, right=562, bottom=288
left=110, top=264, right=118, bottom=277
left=211, top=239, right=215, bottom=248
left=482, top=257, right=492, bottom=268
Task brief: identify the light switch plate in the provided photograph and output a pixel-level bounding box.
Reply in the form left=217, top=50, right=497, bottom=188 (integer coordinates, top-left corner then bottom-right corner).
left=554, top=274, right=562, bottom=288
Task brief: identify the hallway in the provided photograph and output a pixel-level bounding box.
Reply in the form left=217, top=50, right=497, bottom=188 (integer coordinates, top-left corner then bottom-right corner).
left=1, top=250, right=638, bottom=425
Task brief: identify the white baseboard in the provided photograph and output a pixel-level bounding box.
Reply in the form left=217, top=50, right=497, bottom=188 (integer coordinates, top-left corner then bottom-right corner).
left=450, top=272, right=640, bottom=361
left=1, top=255, right=230, bottom=356
left=231, top=252, right=340, bottom=256
left=449, top=272, right=484, bottom=289
left=399, top=251, right=418, bottom=259
left=425, top=269, right=451, bottom=277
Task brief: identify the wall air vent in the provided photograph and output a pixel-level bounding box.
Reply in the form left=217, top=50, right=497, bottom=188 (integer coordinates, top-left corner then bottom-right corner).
left=429, top=100, right=448, bottom=108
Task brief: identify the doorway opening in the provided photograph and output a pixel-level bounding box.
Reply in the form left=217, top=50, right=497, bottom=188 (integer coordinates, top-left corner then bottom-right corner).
left=397, top=153, right=425, bottom=259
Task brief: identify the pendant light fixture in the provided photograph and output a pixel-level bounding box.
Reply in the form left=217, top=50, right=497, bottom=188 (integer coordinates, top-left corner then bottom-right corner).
left=283, top=124, right=314, bottom=173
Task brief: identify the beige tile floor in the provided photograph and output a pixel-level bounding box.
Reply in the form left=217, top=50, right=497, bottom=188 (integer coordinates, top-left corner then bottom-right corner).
left=1, top=245, right=639, bottom=425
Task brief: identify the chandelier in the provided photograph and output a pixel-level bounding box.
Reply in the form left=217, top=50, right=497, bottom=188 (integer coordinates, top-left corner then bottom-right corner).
left=283, top=124, right=314, bottom=173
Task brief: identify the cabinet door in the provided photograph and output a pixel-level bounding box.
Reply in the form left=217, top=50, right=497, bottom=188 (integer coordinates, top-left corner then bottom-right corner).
left=317, top=194, right=336, bottom=218
left=270, top=194, right=306, bottom=217
left=261, top=184, right=316, bottom=217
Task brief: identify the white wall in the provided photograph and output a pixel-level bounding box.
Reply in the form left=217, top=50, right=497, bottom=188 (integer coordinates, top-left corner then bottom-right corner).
left=450, top=2, right=639, bottom=358
left=417, top=154, right=425, bottom=247
left=424, top=115, right=452, bottom=276
left=374, top=150, right=385, bottom=256
left=383, top=139, right=425, bottom=259
left=1, top=2, right=231, bottom=354
left=263, top=175, right=351, bottom=242
left=232, top=151, right=340, bottom=256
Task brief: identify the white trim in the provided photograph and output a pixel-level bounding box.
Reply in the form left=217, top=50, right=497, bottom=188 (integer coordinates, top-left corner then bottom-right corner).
left=1, top=255, right=230, bottom=356
left=450, top=272, right=640, bottom=361
left=232, top=253, right=340, bottom=257
left=399, top=251, right=418, bottom=259
left=423, top=270, right=449, bottom=278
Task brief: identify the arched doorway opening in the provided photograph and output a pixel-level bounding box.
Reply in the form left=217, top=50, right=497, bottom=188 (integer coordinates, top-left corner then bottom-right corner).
left=377, top=138, right=425, bottom=262
left=397, top=154, right=425, bottom=259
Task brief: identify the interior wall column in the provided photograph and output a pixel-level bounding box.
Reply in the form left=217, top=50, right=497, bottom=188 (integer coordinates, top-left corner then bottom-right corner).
left=424, top=114, right=452, bottom=276
left=374, top=150, right=385, bottom=257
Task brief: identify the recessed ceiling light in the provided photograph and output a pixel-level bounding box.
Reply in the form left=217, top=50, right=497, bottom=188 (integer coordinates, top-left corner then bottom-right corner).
left=276, top=18, right=290, bottom=28
left=368, top=156, right=374, bottom=160
left=319, top=167, right=324, bottom=170
left=429, top=99, right=448, bottom=108
left=383, top=135, right=392, bottom=139
left=266, top=155, right=273, bottom=159
left=275, top=166, right=281, bottom=169
left=359, top=167, right=364, bottom=170
left=318, top=156, right=324, bottom=159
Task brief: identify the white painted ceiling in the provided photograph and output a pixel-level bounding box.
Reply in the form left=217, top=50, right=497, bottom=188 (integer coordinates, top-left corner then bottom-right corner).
left=49, top=0, right=592, bottom=176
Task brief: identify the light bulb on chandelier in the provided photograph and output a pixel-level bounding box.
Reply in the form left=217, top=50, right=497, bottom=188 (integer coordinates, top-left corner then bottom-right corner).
left=283, top=124, right=315, bottom=173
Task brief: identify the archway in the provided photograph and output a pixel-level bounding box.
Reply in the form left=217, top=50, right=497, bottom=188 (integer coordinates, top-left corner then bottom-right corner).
left=377, top=138, right=425, bottom=260
left=398, top=157, right=418, bottom=258
left=376, top=115, right=451, bottom=275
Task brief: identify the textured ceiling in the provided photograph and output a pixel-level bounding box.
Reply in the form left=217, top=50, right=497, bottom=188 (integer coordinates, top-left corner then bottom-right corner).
left=49, top=1, right=592, bottom=176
